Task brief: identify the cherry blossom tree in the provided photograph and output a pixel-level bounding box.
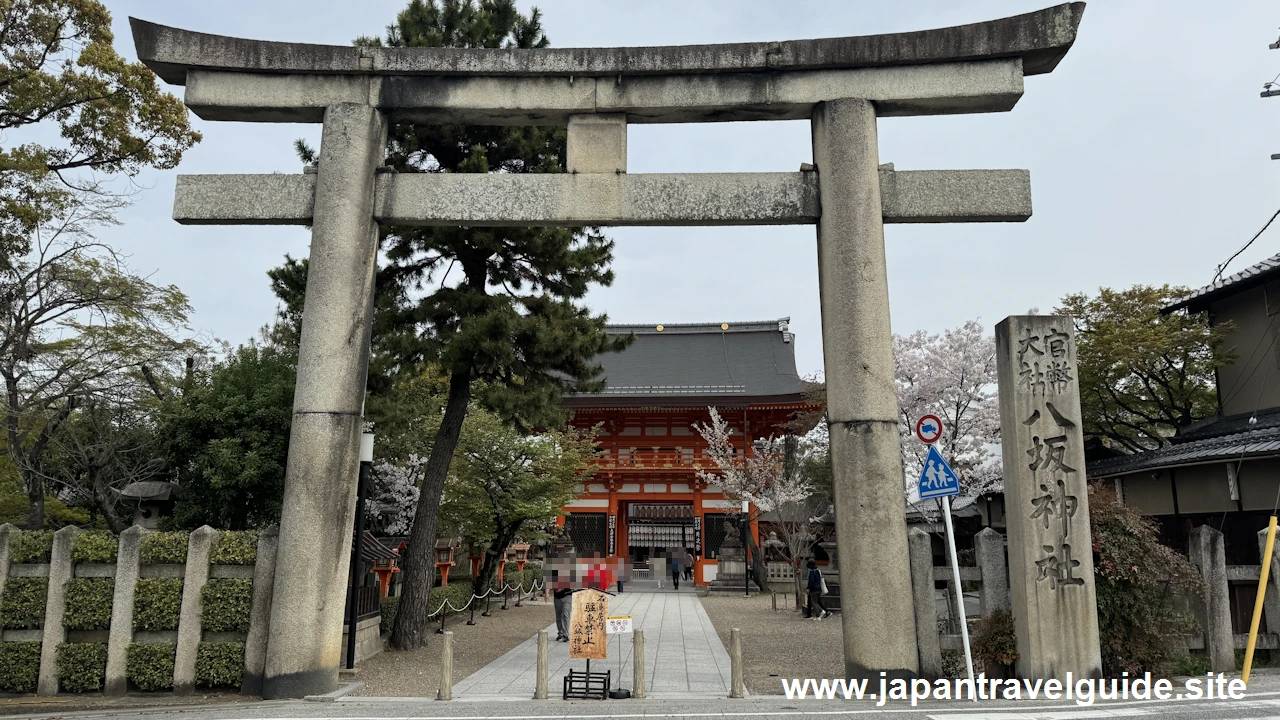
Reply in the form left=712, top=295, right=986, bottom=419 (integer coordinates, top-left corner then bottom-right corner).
left=895, top=320, right=1002, bottom=503
left=367, top=457, right=423, bottom=536
left=694, top=407, right=817, bottom=597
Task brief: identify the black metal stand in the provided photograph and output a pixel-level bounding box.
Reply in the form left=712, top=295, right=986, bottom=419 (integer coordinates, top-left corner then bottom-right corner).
left=482, top=591, right=492, bottom=617
left=515, top=585, right=523, bottom=607
left=563, top=659, right=610, bottom=700
left=435, top=606, right=446, bottom=634
left=501, top=587, right=510, bottom=610
left=467, top=601, right=477, bottom=626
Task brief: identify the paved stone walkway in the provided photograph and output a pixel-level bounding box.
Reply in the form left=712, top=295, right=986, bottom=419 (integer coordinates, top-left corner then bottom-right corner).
left=451, top=591, right=736, bottom=699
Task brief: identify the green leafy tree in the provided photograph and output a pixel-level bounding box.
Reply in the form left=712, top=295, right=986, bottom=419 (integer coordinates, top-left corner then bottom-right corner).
left=161, top=343, right=296, bottom=530
left=0, top=0, right=200, bottom=263
left=440, top=409, right=596, bottom=589
left=1, top=203, right=194, bottom=529
left=1056, top=285, right=1235, bottom=453
left=277, top=0, right=627, bottom=650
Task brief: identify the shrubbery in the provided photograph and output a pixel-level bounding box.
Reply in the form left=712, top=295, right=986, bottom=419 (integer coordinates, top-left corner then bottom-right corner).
left=133, top=579, right=183, bottom=631
left=209, top=531, right=258, bottom=565
left=380, top=596, right=398, bottom=634
left=56, top=642, right=107, bottom=693
left=10, top=530, right=53, bottom=563
left=63, top=578, right=114, bottom=631
left=126, top=643, right=176, bottom=691
left=972, top=609, right=1019, bottom=669
left=139, top=532, right=188, bottom=565
left=70, top=531, right=118, bottom=564
left=1091, top=484, right=1203, bottom=676
left=0, top=578, right=48, bottom=629
left=429, top=581, right=475, bottom=617
left=0, top=642, right=40, bottom=693
left=195, top=642, right=244, bottom=688
left=201, top=579, right=252, bottom=633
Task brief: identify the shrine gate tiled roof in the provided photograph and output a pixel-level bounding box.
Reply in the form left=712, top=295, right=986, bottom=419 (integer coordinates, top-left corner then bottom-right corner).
left=564, top=318, right=806, bottom=406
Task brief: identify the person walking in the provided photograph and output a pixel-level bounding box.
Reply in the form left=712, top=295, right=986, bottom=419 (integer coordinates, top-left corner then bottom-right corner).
left=670, top=552, right=681, bottom=590
left=806, top=559, right=831, bottom=619
left=553, top=586, right=574, bottom=641
left=684, top=549, right=695, bottom=582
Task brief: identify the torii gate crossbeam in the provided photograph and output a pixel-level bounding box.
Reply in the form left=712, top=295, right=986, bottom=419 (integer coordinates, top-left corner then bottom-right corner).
left=130, top=2, right=1084, bottom=699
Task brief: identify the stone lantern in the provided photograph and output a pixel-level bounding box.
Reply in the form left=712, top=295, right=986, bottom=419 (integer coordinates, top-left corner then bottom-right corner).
left=119, top=481, right=179, bottom=529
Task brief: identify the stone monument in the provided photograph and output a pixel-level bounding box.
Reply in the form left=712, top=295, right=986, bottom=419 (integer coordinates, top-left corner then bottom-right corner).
left=129, top=3, right=1084, bottom=695
left=995, top=316, right=1102, bottom=679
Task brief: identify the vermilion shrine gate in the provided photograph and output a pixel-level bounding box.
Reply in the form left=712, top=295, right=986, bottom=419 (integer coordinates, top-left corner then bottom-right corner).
left=130, top=3, right=1087, bottom=698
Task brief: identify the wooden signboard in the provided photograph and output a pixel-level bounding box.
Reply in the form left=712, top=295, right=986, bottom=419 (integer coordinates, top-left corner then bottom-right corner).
left=569, top=589, right=609, bottom=660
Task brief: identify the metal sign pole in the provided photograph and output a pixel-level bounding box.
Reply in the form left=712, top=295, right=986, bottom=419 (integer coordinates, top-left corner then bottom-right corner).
left=941, top=495, right=975, bottom=685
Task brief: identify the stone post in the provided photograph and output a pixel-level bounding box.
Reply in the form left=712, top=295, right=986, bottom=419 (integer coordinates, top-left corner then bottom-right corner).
left=995, top=316, right=1102, bottom=679
left=633, top=629, right=646, bottom=699
left=907, top=528, right=942, bottom=678
left=534, top=629, right=548, bottom=699
left=812, top=97, right=919, bottom=681
left=174, top=526, right=218, bottom=695
left=438, top=631, right=454, bottom=701
left=242, top=525, right=280, bottom=696
left=975, top=527, right=1009, bottom=616
left=37, top=525, right=80, bottom=696
left=1257, top=527, right=1280, bottom=639
left=264, top=102, right=388, bottom=700
left=729, top=627, right=743, bottom=698
left=1189, top=525, right=1235, bottom=672
left=105, top=526, right=147, bottom=696
left=0, top=524, right=13, bottom=602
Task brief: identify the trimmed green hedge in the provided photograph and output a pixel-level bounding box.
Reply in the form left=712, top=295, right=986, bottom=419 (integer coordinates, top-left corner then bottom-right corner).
left=126, top=643, right=176, bottom=691
left=133, top=578, right=183, bottom=632
left=139, top=532, right=188, bottom=565
left=70, top=531, right=118, bottom=564
left=209, top=531, right=258, bottom=565
left=201, top=579, right=252, bottom=633
left=0, top=641, right=40, bottom=693
left=10, top=530, right=53, bottom=564
left=429, top=581, right=474, bottom=617
left=195, top=642, right=243, bottom=688
left=380, top=596, right=398, bottom=635
left=56, top=642, right=107, bottom=693
left=0, top=577, right=48, bottom=629
left=63, top=578, right=114, bottom=631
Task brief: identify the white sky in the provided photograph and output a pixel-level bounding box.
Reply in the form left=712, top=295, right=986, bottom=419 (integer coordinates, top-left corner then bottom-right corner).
left=98, top=1, right=1280, bottom=377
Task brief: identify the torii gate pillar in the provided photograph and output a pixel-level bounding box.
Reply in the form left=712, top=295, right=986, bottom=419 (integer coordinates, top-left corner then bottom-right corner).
left=813, top=98, right=918, bottom=679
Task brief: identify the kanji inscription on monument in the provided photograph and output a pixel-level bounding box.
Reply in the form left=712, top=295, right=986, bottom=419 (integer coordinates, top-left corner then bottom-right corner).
left=996, top=316, right=1101, bottom=679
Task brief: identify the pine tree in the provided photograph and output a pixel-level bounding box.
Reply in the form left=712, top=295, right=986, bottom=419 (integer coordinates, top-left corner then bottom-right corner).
left=273, top=0, right=628, bottom=650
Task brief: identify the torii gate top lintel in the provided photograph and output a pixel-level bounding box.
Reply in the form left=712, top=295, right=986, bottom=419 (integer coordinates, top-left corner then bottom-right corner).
left=130, top=3, right=1083, bottom=125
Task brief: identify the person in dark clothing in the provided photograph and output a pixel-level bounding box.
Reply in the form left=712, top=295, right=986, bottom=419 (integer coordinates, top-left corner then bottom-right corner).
left=670, top=552, right=681, bottom=590
left=684, top=550, right=695, bottom=581
left=806, top=559, right=831, bottom=619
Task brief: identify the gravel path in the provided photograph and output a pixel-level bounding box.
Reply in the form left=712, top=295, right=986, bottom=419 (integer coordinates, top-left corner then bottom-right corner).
left=354, top=597, right=558, bottom=697
left=699, top=592, right=842, bottom=695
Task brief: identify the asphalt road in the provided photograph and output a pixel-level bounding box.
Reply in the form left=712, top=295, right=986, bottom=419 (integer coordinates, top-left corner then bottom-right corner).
left=8, top=691, right=1280, bottom=720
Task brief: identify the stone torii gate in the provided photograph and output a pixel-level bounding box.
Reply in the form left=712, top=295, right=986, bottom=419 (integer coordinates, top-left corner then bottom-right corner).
left=130, top=3, right=1083, bottom=698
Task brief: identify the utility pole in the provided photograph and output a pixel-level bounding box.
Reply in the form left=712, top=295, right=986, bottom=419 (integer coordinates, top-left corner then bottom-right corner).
left=1267, top=31, right=1279, bottom=160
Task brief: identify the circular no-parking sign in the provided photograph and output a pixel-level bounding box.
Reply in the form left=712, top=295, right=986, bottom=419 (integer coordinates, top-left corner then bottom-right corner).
left=915, top=414, right=943, bottom=444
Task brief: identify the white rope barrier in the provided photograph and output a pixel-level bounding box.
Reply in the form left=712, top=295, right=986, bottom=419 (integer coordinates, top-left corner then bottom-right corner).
left=426, top=576, right=545, bottom=619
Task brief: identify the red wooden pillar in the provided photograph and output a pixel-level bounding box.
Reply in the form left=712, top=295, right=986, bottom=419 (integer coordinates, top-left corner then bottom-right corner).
left=607, top=478, right=619, bottom=559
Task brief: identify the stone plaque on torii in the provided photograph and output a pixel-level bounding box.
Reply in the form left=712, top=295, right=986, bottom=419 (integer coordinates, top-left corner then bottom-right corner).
left=129, top=3, right=1084, bottom=697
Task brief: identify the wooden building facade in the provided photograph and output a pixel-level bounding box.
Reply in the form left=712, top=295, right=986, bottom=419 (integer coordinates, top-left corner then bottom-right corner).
left=557, top=319, right=812, bottom=585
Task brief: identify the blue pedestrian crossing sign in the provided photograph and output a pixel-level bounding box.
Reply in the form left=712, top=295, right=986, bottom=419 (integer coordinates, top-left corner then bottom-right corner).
left=917, top=445, right=960, bottom=499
